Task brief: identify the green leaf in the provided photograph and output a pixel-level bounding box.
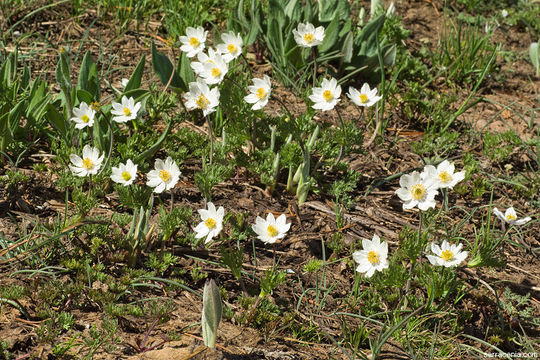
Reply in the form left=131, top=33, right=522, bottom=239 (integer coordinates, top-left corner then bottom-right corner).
left=342, top=31, right=354, bottom=63
left=76, top=89, right=93, bottom=104
left=201, top=279, right=222, bottom=349
left=134, top=117, right=172, bottom=163
left=44, top=103, right=68, bottom=141
left=151, top=42, right=186, bottom=91
left=177, top=52, right=195, bottom=87
left=124, top=55, right=145, bottom=92
left=529, top=42, right=539, bottom=76
left=319, top=16, right=339, bottom=53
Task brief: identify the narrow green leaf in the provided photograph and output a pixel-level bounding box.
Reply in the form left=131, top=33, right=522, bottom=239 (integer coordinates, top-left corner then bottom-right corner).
left=124, top=55, right=145, bottom=92
left=151, top=42, right=186, bottom=91
left=319, top=16, right=339, bottom=53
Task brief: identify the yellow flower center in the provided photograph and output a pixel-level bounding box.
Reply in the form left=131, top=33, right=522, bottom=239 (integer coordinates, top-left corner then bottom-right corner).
left=205, top=218, right=217, bottom=229
left=303, top=33, right=314, bottom=44
left=82, top=158, right=94, bottom=170
left=367, top=250, right=380, bottom=265
left=410, top=184, right=426, bottom=200
left=439, top=171, right=451, bottom=184
left=322, top=90, right=333, bottom=101
left=189, top=37, right=200, bottom=47
left=506, top=214, right=517, bottom=221
left=256, top=87, right=266, bottom=99
left=267, top=225, right=278, bottom=237
left=121, top=171, right=131, bottom=181
left=196, top=94, right=210, bottom=109
left=441, top=250, right=454, bottom=262
left=159, top=170, right=171, bottom=182
left=211, top=67, right=221, bottom=78
left=360, top=94, right=368, bottom=104
left=123, top=107, right=131, bottom=116
left=227, top=43, right=237, bottom=54
left=81, top=114, right=90, bottom=123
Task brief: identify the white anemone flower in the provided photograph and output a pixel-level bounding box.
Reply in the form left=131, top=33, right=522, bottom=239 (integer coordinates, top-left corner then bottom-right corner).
left=293, top=22, right=325, bottom=48
left=111, top=96, right=141, bottom=123
left=180, top=26, right=207, bottom=58
left=190, top=48, right=220, bottom=76
left=347, top=83, right=382, bottom=108
left=194, top=202, right=225, bottom=244
left=216, top=31, right=243, bottom=62
left=309, top=77, right=341, bottom=111
left=395, top=167, right=440, bottom=211
left=184, top=79, right=220, bottom=116
left=71, top=102, right=96, bottom=129
left=199, top=52, right=228, bottom=85
left=69, top=145, right=104, bottom=177
left=146, top=157, right=181, bottom=193
left=434, top=160, right=465, bottom=189
left=352, top=234, right=389, bottom=278
left=244, top=75, right=272, bottom=110
left=493, top=207, right=531, bottom=226
left=252, top=213, right=291, bottom=244
left=110, top=159, right=137, bottom=186
left=426, top=240, right=468, bottom=267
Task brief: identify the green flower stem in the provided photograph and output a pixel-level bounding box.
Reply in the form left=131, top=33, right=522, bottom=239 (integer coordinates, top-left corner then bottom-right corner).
left=97, top=109, right=114, bottom=177
left=204, top=114, right=214, bottom=165
left=312, top=47, right=318, bottom=87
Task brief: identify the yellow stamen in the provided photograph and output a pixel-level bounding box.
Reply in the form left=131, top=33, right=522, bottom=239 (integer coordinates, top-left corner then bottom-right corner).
left=267, top=225, right=278, bottom=237
left=441, top=250, right=454, bottom=262
left=322, top=90, right=333, bottom=101
left=367, top=251, right=380, bottom=265
left=189, top=37, right=200, bottom=47
left=123, top=107, right=131, bottom=116
left=121, top=171, right=131, bottom=181
left=439, top=171, right=451, bottom=184
left=211, top=67, right=221, bottom=78
left=81, top=114, right=90, bottom=123
left=360, top=94, right=368, bottom=104
left=506, top=214, right=517, bottom=221
left=410, top=184, right=426, bottom=200
left=90, top=102, right=100, bottom=111
left=205, top=218, right=216, bottom=229
left=303, top=33, right=314, bottom=44
left=196, top=95, right=210, bottom=109
left=159, top=170, right=171, bottom=182
left=227, top=43, right=237, bottom=54
left=82, top=158, right=94, bottom=170
left=256, top=87, right=266, bottom=99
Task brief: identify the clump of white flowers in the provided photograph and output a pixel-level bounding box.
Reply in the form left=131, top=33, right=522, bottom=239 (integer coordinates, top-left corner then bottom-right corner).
left=293, top=22, right=325, bottom=48
left=244, top=75, right=272, bottom=110
left=426, top=240, right=468, bottom=268
left=69, top=145, right=104, bottom=177
left=146, top=157, right=181, bottom=193
left=309, top=77, right=341, bottom=111
left=352, top=234, right=389, bottom=278
left=252, top=213, right=291, bottom=244
left=194, top=202, right=225, bottom=244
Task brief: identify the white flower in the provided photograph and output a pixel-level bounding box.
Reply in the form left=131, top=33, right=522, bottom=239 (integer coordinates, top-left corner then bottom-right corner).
left=146, top=157, right=181, bottom=193
left=309, top=77, right=341, bottom=111
left=347, top=83, right=381, bottom=108
left=190, top=48, right=220, bottom=76
left=184, top=79, right=220, bottom=116
left=293, top=22, right=325, bottom=48
left=244, top=75, right=272, bottom=110
left=352, top=234, right=389, bottom=278
left=395, top=167, right=439, bottom=211
left=194, top=202, right=225, bottom=244
left=121, top=78, right=129, bottom=88
left=434, top=160, right=465, bottom=189
left=493, top=207, right=531, bottom=226
left=69, top=145, right=104, bottom=177
left=110, top=159, right=137, bottom=186
left=501, top=9, right=508, bottom=18
left=180, top=26, right=207, bottom=58
left=71, top=102, right=96, bottom=129
left=199, top=52, right=228, bottom=85
left=216, top=31, right=243, bottom=62
left=426, top=240, right=468, bottom=267
left=111, top=96, right=141, bottom=123
left=252, top=213, right=291, bottom=244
